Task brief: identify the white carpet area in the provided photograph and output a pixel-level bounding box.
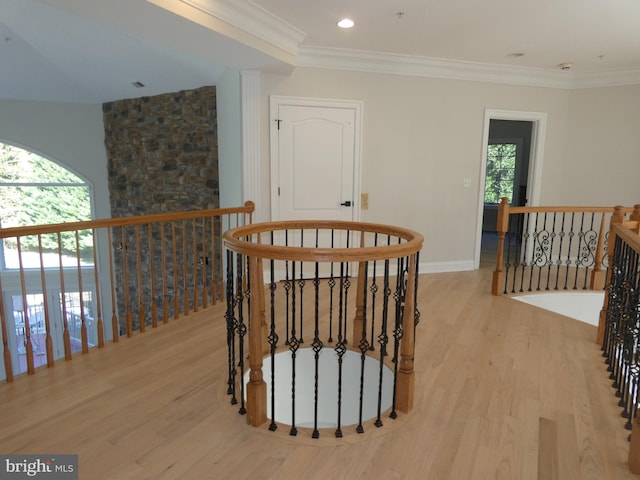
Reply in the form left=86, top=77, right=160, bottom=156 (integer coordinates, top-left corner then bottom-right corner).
left=511, top=292, right=605, bottom=326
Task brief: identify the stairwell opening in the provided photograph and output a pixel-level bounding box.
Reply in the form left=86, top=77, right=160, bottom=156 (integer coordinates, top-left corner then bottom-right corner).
left=244, top=348, right=394, bottom=428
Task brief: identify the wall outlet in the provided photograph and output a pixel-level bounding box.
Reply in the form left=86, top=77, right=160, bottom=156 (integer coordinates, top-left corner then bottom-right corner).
left=463, top=178, right=471, bottom=188
left=361, top=193, right=369, bottom=210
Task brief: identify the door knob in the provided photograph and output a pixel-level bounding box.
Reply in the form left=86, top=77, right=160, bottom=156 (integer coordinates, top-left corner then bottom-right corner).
left=340, top=201, right=352, bottom=207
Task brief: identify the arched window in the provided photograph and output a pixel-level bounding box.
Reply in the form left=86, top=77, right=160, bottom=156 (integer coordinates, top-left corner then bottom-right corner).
left=0, top=142, right=93, bottom=269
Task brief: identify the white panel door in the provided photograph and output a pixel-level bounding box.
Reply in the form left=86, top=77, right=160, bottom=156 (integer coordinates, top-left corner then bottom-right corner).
left=271, top=97, right=361, bottom=224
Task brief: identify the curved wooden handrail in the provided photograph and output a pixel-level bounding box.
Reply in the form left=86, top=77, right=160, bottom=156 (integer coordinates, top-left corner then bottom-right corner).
left=224, top=220, right=424, bottom=262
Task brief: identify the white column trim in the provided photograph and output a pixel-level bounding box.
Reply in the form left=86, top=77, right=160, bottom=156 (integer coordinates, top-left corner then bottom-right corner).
left=241, top=69, right=262, bottom=221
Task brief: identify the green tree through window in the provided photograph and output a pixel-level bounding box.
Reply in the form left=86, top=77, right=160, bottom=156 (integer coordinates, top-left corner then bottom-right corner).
left=484, top=143, right=517, bottom=204
left=0, top=143, right=93, bottom=267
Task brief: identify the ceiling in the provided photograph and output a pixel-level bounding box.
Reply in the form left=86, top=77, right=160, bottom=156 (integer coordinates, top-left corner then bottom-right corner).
left=2, top=0, right=640, bottom=104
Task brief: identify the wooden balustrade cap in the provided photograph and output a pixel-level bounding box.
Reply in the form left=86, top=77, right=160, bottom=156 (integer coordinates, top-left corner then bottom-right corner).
left=223, top=220, right=424, bottom=262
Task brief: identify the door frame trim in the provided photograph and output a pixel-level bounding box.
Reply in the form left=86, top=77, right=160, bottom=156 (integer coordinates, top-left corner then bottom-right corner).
left=474, top=109, right=547, bottom=269
left=269, top=95, right=363, bottom=222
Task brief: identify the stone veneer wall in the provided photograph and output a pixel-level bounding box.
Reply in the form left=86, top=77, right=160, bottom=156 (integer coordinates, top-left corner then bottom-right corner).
left=103, top=86, right=219, bottom=215
left=102, top=86, right=219, bottom=333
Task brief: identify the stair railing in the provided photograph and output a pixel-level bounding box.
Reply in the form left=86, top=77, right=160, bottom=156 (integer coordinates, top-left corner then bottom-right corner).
left=492, top=197, right=634, bottom=295
left=595, top=205, right=640, bottom=473
left=223, top=220, right=423, bottom=438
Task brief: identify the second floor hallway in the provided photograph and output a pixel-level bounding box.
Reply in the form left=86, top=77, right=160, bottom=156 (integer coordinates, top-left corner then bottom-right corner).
left=0, top=267, right=635, bottom=480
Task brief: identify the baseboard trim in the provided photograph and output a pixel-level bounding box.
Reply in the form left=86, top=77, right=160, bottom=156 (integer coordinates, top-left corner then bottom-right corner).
left=420, top=260, right=475, bottom=273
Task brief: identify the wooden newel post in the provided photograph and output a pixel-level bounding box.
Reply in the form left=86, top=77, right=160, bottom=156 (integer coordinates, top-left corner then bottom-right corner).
left=353, top=262, right=367, bottom=345
left=631, top=204, right=640, bottom=233
left=492, top=197, right=510, bottom=295
left=396, top=254, right=417, bottom=413
left=353, top=233, right=367, bottom=344
left=352, top=230, right=368, bottom=341
left=246, top=255, right=267, bottom=427
left=257, top=257, right=269, bottom=355
left=596, top=206, right=625, bottom=345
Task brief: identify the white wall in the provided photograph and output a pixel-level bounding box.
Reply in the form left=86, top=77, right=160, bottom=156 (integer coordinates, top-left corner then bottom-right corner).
left=216, top=69, right=243, bottom=209
left=563, top=85, right=640, bottom=206
left=2, top=73, right=639, bottom=270
left=260, top=68, right=572, bottom=268
left=0, top=99, right=110, bottom=220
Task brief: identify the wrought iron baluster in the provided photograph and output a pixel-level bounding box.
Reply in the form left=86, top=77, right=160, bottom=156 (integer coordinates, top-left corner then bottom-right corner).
left=582, top=213, right=598, bottom=290
left=268, top=254, right=278, bottom=432
left=533, top=212, right=546, bottom=291
left=554, top=212, right=566, bottom=290
left=342, top=230, right=351, bottom=344
left=312, top=259, right=323, bottom=439
left=564, top=213, right=576, bottom=290
left=284, top=229, right=291, bottom=346
left=413, top=252, right=422, bottom=335
left=298, top=230, right=305, bottom=344
left=289, top=260, right=299, bottom=436
left=328, top=229, right=336, bottom=343
left=334, top=261, right=347, bottom=438
left=574, top=213, right=586, bottom=290
left=369, top=266, right=378, bottom=352
left=375, top=259, right=391, bottom=428
left=515, top=212, right=526, bottom=293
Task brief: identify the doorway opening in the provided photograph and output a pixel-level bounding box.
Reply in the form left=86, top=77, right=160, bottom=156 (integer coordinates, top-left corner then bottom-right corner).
left=475, top=110, right=547, bottom=269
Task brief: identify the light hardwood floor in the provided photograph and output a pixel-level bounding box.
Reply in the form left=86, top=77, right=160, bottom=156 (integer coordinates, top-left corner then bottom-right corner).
left=0, top=267, right=636, bottom=479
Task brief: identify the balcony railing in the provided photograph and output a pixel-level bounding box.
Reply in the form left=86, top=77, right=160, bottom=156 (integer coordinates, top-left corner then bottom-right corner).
left=491, top=198, right=635, bottom=296
left=0, top=202, right=254, bottom=382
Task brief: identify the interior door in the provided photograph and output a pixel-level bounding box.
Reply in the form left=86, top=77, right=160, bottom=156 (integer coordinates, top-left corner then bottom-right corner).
left=269, top=96, right=362, bottom=277
left=270, top=97, right=361, bottom=223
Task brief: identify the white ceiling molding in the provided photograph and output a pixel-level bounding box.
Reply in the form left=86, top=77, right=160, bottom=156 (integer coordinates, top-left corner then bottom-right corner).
left=151, top=0, right=306, bottom=63
left=571, top=67, right=640, bottom=89
left=298, top=46, right=640, bottom=90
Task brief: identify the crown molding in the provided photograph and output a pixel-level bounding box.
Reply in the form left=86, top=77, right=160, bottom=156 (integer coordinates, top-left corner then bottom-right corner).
left=183, top=0, right=305, bottom=54
left=148, top=0, right=306, bottom=63
left=571, top=67, right=640, bottom=89
left=297, top=46, right=640, bottom=90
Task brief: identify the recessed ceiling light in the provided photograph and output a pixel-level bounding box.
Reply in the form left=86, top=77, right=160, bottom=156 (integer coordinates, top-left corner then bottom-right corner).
left=132, top=81, right=145, bottom=88
left=337, top=18, right=355, bottom=29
